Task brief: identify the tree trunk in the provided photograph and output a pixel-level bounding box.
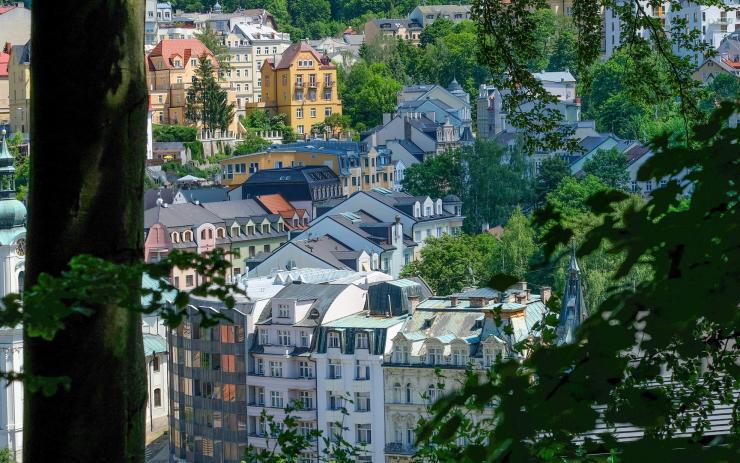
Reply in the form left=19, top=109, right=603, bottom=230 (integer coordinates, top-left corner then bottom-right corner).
left=25, top=1, right=147, bottom=461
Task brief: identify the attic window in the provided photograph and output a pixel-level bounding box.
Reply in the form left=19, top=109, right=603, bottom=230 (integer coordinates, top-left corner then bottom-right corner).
left=308, top=309, right=320, bottom=319
left=422, top=317, right=434, bottom=330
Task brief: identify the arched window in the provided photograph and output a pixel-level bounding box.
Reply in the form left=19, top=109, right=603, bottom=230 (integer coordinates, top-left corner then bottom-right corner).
left=171, top=232, right=180, bottom=243
left=216, top=228, right=225, bottom=238
left=427, top=384, right=437, bottom=404
left=200, top=229, right=206, bottom=240
left=17, top=271, right=24, bottom=294
left=393, top=383, right=402, bottom=403
left=153, top=388, right=162, bottom=407
left=405, top=383, right=413, bottom=404
left=208, top=229, right=213, bottom=239
left=183, top=230, right=193, bottom=242
left=152, top=355, right=160, bottom=372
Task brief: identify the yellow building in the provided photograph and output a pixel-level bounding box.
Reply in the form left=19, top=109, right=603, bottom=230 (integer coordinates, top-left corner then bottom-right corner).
left=219, top=141, right=396, bottom=195
left=146, top=38, right=239, bottom=136
left=248, top=42, right=343, bottom=136
left=8, top=41, right=30, bottom=135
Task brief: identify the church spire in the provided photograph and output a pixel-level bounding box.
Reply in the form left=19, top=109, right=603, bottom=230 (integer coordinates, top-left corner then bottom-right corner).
left=557, top=245, right=587, bottom=345
left=0, top=129, right=17, bottom=199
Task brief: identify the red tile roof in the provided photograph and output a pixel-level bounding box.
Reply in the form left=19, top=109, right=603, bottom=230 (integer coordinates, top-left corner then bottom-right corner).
left=255, top=194, right=309, bottom=230
left=271, top=41, right=335, bottom=70
left=0, top=52, right=9, bottom=78
left=0, top=5, right=17, bottom=15
left=146, top=39, right=216, bottom=71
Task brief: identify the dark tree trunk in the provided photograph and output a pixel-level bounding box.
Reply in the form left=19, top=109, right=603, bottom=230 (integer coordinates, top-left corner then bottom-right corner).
left=25, top=1, right=147, bottom=461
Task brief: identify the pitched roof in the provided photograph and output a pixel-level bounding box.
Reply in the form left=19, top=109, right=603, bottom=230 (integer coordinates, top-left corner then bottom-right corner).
left=257, top=283, right=351, bottom=325
left=144, top=203, right=224, bottom=229
left=201, top=198, right=268, bottom=220
left=625, top=144, right=651, bottom=166
left=177, top=187, right=230, bottom=204
left=273, top=41, right=334, bottom=70
left=143, top=188, right=176, bottom=210
left=147, top=38, right=215, bottom=70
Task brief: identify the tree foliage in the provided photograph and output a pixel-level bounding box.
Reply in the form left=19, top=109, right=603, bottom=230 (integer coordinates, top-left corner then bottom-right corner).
left=340, top=61, right=402, bottom=128
left=194, top=23, right=231, bottom=73
left=401, top=149, right=463, bottom=199
left=582, top=147, right=629, bottom=191
left=185, top=54, right=236, bottom=135
left=534, top=156, right=571, bottom=199
left=233, top=132, right=271, bottom=155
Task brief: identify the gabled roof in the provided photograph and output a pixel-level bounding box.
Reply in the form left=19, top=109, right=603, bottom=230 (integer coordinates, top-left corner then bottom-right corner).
left=143, top=188, right=176, bottom=210
left=147, top=39, right=215, bottom=71
left=202, top=198, right=268, bottom=220
left=257, top=283, right=351, bottom=326
left=144, top=203, right=224, bottom=229
left=625, top=144, right=651, bottom=166
left=0, top=51, right=9, bottom=78
left=271, top=41, right=334, bottom=70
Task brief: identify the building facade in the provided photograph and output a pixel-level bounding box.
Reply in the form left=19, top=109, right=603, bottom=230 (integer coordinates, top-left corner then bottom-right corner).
left=7, top=41, right=30, bottom=136
left=251, top=42, right=343, bottom=135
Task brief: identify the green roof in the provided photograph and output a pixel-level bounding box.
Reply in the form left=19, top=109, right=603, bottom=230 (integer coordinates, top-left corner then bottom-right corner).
left=140, top=273, right=177, bottom=308
left=143, top=333, right=167, bottom=355
left=323, top=312, right=407, bottom=329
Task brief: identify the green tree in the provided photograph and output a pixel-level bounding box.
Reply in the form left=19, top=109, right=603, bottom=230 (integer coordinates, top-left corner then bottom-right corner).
left=341, top=61, right=401, bottom=128
left=708, top=72, right=740, bottom=102
left=545, top=174, right=608, bottom=219
left=0, top=448, right=14, bottom=463
left=5, top=131, right=29, bottom=200
left=186, top=54, right=236, bottom=135
left=546, top=28, right=578, bottom=75
left=461, top=139, right=535, bottom=233
left=495, top=207, right=537, bottom=280
left=401, top=233, right=499, bottom=295
left=233, top=132, right=271, bottom=155
left=311, top=113, right=351, bottom=138
left=289, top=0, right=332, bottom=38
left=401, top=149, right=463, bottom=199
left=194, top=23, right=231, bottom=73
left=419, top=17, right=454, bottom=47
left=582, top=147, right=629, bottom=190
left=534, top=156, right=571, bottom=199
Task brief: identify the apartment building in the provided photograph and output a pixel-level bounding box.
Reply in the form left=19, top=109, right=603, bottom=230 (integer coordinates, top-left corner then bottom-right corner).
left=250, top=41, right=343, bottom=135
left=313, top=280, right=431, bottom=463
left=224, top=23, right=292, bottom=113
left=364, top=19, right=423, bottom=45
left=146, top=39, right=238, bottom=135
left=383, top=284, right=548, bottom=462
left=408, top=5, right=472, bottom=27
left=247, top=283, right=369, bottom=460
left=7, top=40, right=30, bottom=136
left=219, top=141, right=395, bottom=196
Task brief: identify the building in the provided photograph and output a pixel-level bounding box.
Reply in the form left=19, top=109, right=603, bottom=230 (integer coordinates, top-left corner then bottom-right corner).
left=224, top=23, right=292, bottom=113
left=396, top=79, right=473, bottom=134
left=0, top=131, right=26, bottom=461
left=250, top=41, right=343, bottom=135
left=144, top=199, right=290, bottom=285
left=314, top=188, right=464, bottom=258
left=254, top=194, right=311, bottom=231
left=694, top=30, right=740, bottom=81
left=224, top=164, right=341, bottom=201
left=364, top=19, right=423, bottom=46
left=220, top=142, right=395, bottom=196
left=0, top=3, right=31, bottom=48
left=313, top=279, right=431, bottom=463
left=477, top=70, right=580, bottom=139
left=544, top=0, right=575, bottom=16
left=556, top=251, right=587, bottom=345
left=408, top=5, right=472, bottom=27
left=0, top=45, right=8, bottom=124
left=309, top=33, right=364, bottom=68
left=383, top=284, right=548, bottom=462
left=146, top=39, right=238, bottom=135
left=247, top=282, right=369, bottom=460
left=7, top=40, right=30, bottom=136
left=173, top=187, right=231, bottom=205
left=145, top=1, right=177, bottom=46
left=143, top=332, right=170, bottom=437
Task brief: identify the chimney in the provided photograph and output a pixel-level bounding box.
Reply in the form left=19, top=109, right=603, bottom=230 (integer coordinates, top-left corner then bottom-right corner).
left=449, top=295, right=459, bottom=307
left=540, top=286, right=551, bottom=305
left=513, top=281, right=527, bottom=291
left=469, top=297, right=488, bottom=308
left=408, top=295, right=419, bottom=315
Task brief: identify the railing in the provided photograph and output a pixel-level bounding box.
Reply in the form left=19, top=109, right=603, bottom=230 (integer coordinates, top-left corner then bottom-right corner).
left=385, top=443, right=415, bottom=455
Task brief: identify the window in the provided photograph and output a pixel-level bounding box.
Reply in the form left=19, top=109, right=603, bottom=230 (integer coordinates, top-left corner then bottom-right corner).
left=298, top=391, right=313, bottom=409
left=152, top=356, right=160, bottom=372
left=256, top=358, right=264, bottom=375
left=323, top=89, right=332, bottom=100
left=309, top=107, right=316, bottom=118
left=277, top=330, right=291, bottom=346
left=406, top=383, right=413, bottom=403
left=298, top=125, right=304, bottom=134
left=452, top=347, right=468, bottom=366
left=414, top=231, right=422, bottom=241
left=300, top=331, right=309, bottom=347
left=270, top=391, right=284, bottom=408
left=324, top=107, right=332, bottom=117
left=154, top=388, right=162, bottom=407
left=328, top=332, right=340, bottom=348
left=249, top=162, right=259, bottom=173
left=394, top=344, right=409, bottom=363
left=328, top=393, right=343, bottom=410
left=393, top=383, right=402, bottom=403
left=263, top=244, right=270, bottom=253
left=259, top=329, right=269, bottom=345
left=355, top=392, right=370, bottom=412
left=185, top=274, right=194, bottom=287
left=299, top=361, right=312, bottom=378
left=355, top=332, right=369, bottom=349
left=278, top=304, right=290, bottom=318
left=299, top=421, right=314, bottom=437
left=357, top=424, right=371, bottom=444
left=296, top=107, right=304, bottom=119
left=328, top=360, right=342, bottom=379
left=355, top=360, right=370, bottom=380
left=426, top=384, right=437, bottom=404
left=270, top=361, right=283, bottom=377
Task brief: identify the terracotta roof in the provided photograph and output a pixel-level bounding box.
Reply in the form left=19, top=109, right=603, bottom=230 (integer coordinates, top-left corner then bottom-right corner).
left=256, top=194, right=308, bottom=230
left=0, top=52, right=9, bottom=78
left=272, top=41, right=334, bottom=70
left=0, top=5, right=17, bottom=15
left=147, top=39, right=215, bottom=71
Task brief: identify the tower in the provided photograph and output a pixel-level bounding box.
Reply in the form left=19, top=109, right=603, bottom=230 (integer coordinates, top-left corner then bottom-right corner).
left=0, top=129, right=26, bottom=460
left=556, top=247, right=587, bottom=345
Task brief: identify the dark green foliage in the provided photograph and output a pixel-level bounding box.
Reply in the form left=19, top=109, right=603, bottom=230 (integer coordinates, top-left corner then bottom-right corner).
left=185, top=55, right=236, bottom=134
left=152, top=124, right=204, bottom=161
left=708, top=72, right=740, bottom=103
left=194, top=23, right=231, bottom=73
left=241, top=110, right=295, bottom=143
left=233, top=132, right=271, bottom=155
left=0, top=448, right=14, bottom=463
left=534, top=156, right=571, bottom=199
left=401, top=149, right=463, bottom=199
left=420, top=18, right=454, bottom=47
left=340, top=61, right=402, bottom=128
left=546, top=28, right=578, bottom=76
left=582, top=147, right=629, bottom=191
left=6, top=132, right=29, bottom=200
left=417, top=101, right=740, bottom=461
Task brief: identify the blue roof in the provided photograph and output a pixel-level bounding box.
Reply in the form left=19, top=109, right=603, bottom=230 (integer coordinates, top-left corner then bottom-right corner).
left=143, top=333, right=167, bottom=355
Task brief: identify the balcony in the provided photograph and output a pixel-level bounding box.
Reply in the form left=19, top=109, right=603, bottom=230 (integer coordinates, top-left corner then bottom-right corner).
left=385, top=443, right=415, bottom=455
left=324, top=80, right=335, bottom=87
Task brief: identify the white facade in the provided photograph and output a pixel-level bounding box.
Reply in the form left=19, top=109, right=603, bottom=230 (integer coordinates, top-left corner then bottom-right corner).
left=0, top=327, right=23, bottom=462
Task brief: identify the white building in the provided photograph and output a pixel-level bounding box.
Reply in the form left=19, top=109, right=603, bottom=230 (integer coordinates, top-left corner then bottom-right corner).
left=0, top=131, right=25, bottom=462
left=383, top=285, right=548, bottom=462
left=247, top=283, right=369, bottom=460
left=312, top=280, right=431, bottom=463
left=143, top=333, right=169, bottom=437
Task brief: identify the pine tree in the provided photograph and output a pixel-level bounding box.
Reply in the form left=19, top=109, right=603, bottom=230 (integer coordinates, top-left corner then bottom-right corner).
left=185, top=54, right=235, bottom=136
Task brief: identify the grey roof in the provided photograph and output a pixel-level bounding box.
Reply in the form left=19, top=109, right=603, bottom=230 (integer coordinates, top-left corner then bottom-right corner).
left=143, top=188, right=175, bottom=210
left=288, top=235, right=358, bottom=270
left=579, top=135, right=611, bottom=154
left=257, top=283, right=351, bottom=326
left=242, top=165, right=339, bottom=185
left=368, top=279, right=433, bottom=316
left=152, top=142, right=186, bottom=151
left=202, top=199, right=268, bottom=220
left=144, top=203, right=224, bottom=229
left=143, top=333, right=167, bottom=355
left=371, top=18, right=422, bottom=31
left=343, top=34, right=365, bottom=46
left=178, top=187, right=230, bottom=204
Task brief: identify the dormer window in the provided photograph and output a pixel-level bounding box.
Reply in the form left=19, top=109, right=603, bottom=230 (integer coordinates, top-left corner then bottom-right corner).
left=425, top=206, right=432, bottom=216
left=174, top=59, right=181, bottom=68
left=171, top=232, right=180, bottom=243
left=183, top=230, right=193, bottom=242
left=261, top=223, right=270, bottom=234
left=393, top=344, right=409, bottom=363
left=328, top=331, right=341, bottom=348
left=277, top=303, right=289, bottom=319
left=231, top=225, right=240, bottom=237
left=427, top=346, right=442, bottom=365
left=355, top=332, right=369, bottom=350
